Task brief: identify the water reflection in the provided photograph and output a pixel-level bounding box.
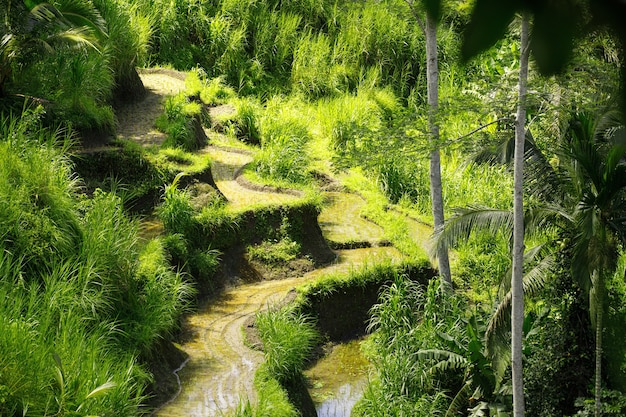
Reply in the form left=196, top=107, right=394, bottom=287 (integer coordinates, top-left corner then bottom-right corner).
left=305, top=340, right=371, bottom=417
left=316, top=381, right=367, bottom=417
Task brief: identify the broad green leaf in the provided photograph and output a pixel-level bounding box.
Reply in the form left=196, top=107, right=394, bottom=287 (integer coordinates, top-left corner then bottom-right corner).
left=461, top=0, right=520, bottom=61
left=530, top=1, right=580, bottom=75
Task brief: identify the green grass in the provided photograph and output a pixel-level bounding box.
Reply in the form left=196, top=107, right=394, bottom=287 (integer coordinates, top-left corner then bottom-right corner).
left=353, top=276, right=469, bottom=417
left=230, top=367, right=298, bottom=417
left=256, top=306, right=319, bottom=383
left=340, top=168, right=429, bottom=259
left=248, top=237, right=301, bottom=266
left=0, top=112, right=192, bottom=415
left=156, top=93, right=205, bottom=150
left=220, top=96, right=263, bottom=144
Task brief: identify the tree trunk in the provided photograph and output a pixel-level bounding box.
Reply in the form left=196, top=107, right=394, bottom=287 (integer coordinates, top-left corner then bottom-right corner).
left=425, top=13, right=451, bottom=286
left=512, top=14, right=530, bottom=417
left=594, top=273, right=604, bottom=417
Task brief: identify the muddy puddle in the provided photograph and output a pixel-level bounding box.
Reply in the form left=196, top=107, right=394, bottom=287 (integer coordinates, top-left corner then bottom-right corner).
left=305, top=339, right=371, bottom=417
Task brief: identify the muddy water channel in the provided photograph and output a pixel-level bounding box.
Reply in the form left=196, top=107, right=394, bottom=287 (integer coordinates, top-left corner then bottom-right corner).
left=305, top=339, right=371, bottom=417
left=155, top=185, right=429, bottom=417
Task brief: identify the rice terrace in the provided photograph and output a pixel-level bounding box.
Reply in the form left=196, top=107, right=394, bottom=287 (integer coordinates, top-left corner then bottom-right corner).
left=1, top=1, right=626, bottom=417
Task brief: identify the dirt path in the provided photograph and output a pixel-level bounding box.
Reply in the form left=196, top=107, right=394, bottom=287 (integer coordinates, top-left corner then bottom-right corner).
left=203, top=145, right=300, bottom=210
left=116, top=69, right=187, bottom=147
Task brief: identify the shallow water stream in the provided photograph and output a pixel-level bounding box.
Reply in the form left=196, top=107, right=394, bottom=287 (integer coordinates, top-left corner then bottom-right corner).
left=305, top=339, right=371, bottom=417
left=154, top=243, right=402, bottom=416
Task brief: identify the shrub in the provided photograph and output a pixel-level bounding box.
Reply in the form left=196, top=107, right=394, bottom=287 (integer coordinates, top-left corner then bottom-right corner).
left=156, top=93, right=205, bottom=151
left=255, top=306, right=319, bottom=383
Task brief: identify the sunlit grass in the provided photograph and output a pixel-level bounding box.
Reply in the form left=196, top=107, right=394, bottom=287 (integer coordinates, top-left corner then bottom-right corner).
left=0, top=113, right=193, bottom=415
left=256, top=306, right=319, bottom=383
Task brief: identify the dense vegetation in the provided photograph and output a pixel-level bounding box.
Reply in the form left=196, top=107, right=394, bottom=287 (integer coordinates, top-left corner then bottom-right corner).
left=1, top=0, right=625, bottom=415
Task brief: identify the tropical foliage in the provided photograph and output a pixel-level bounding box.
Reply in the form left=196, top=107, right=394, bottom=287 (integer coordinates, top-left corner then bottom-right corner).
left=1, top=0, right=625, bottom=415
left=0, top=111, right=193, bottom=415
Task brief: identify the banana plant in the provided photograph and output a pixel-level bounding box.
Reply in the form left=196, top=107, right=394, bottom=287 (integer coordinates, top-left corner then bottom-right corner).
left=417, top=310, right=543, bottom=417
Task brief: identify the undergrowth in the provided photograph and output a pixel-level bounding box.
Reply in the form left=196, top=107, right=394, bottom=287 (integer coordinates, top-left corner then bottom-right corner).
left=0, top=112, right=192, bottom=416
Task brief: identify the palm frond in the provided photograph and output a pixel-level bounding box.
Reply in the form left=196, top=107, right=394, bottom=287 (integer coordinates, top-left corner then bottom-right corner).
left=417, top=348, right=468, bottom=374
left=596, top=108, right=623, bottom=142
left=485, top=251, right=554, bottom=359
left=55, top=0, right=107, bottom=38
left=27, top=2, right=103, bottom=52
left=47, top=26, right=100, bottom=51
left=445, top=381, right=472, bottom=417
left=524, top=131, right=568, bottom=204
left=1, top=34, right=13, bottom=53
left=432, top=207, right=513, bottom=258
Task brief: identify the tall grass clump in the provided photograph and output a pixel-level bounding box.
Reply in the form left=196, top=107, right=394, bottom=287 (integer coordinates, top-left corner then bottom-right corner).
left=156, top=93, right=205, bottom=150
left=314, top=89, right=396, bottom=162
left=157, top=177, right=222, bottom=288
left=0, top=112, right=81, bottom=273
left=441, top=156, right=513, bottom=211
left=231, top=300, right=320, bottom=416
left=333, top=2, right=424, bottom=99
left=185, top=68, right=236, bottom=106
left=0, top=111, right=193, bottom=415
left=291, top=33, right=338, bottom=98
left=357, top=274, right=515, bottom=416
left=4, top=0, right=150, bottom=131
left=16, top=47, right=116, bottom=132
left=92, top=0, right=153, bottom=99
left=0, top=262, right=150, bottom=416
left=158, top=175, right=196, bottom=236
left=255, top=306, right=319, bottom=384
left=354, top=277, right=466, bottom=416
left=230, top=370, right=298, bottom=417
left=254, top=98, right=312, bottom=185
left=222, top=96, right=262, bottom=144
left=79, top=189, right=194, bottom=355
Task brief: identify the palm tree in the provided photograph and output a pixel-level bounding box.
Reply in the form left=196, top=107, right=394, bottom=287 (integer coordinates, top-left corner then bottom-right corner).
left=434, top=108, right=626, bottom=416
left=552, top=110, right=626, bottom=416
left=0, top=0, right=104, bottom=98
left=511, top=14, right=530, bottom=416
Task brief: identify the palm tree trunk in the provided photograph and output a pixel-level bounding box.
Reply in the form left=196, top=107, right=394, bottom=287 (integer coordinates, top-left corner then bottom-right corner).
left=512, top=13, right=530, bottom=417
left=425, top=13, right=451, bottom=286
left=594, top=275, right=604, bottom=417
